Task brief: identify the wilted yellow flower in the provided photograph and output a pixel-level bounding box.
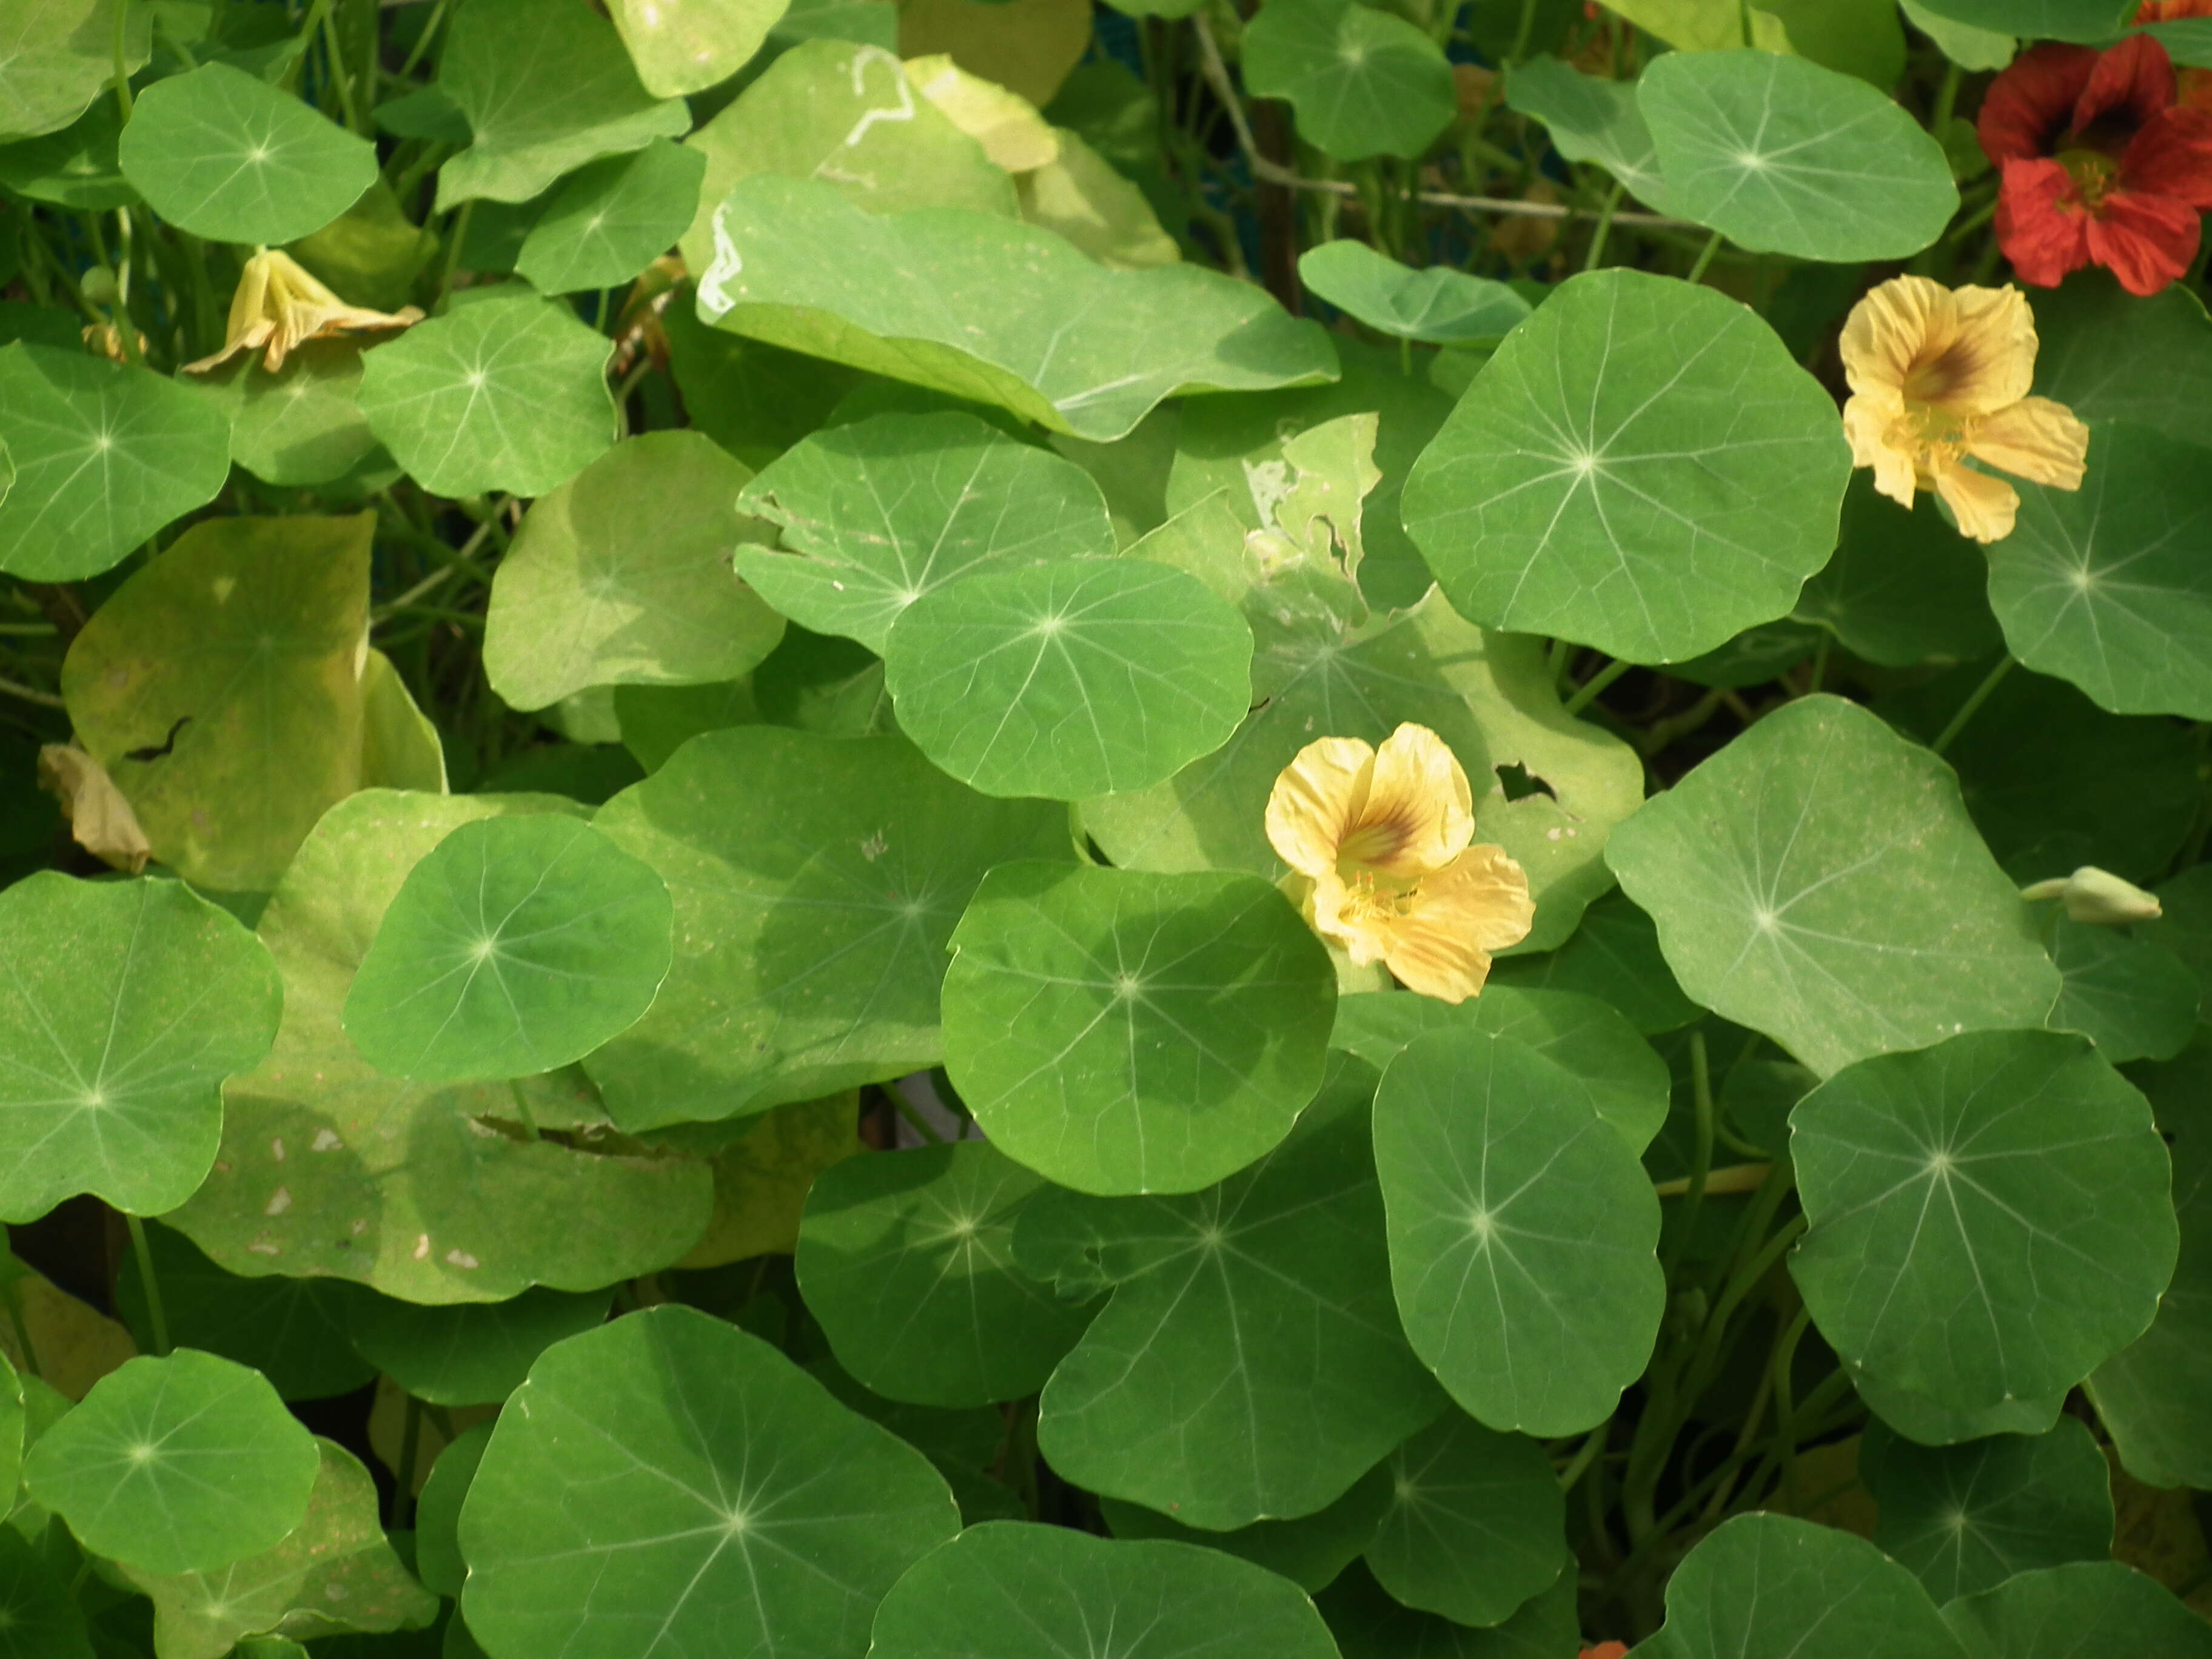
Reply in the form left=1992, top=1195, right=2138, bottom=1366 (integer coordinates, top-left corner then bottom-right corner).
left=1840, top=275, right=2088, bottom=543
left=1265, top=723, right=1533, bottom=1003
left=183, top=249, right=421, bottom=374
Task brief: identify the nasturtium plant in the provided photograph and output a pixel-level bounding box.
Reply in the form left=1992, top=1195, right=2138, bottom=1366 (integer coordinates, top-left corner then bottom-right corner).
left=5, top=3, right=2212, bottom=1654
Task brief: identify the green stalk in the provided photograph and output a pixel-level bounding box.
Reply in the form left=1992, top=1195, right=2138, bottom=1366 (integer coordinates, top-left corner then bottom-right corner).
left=395, top=1392, right=424, bottom=1529
left=126, top=1214, right=170, bottom=1356
left=1563, top=657, right=1631, bottom=716
left=1932, top=655, right=2014, bottom=755
left=1686, top=229, right=1725, bottom=285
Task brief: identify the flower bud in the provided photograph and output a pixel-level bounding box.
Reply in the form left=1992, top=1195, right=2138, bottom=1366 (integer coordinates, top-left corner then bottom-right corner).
left=2020, top=866, right=2162, bottom=925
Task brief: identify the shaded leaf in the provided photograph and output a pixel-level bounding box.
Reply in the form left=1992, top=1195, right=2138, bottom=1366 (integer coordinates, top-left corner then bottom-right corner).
left=513, top=140, right=706, bottom=295
left=1242, top=0, right=1458, bottom=162
left=1099, top=1465, right=1393, bottom=1593
left=344, top=1287, right=612, bottom=1406
left=1365, top=1410, right=1566, bottom=1626
left=1943, top=1561, right=2212, bottom=1659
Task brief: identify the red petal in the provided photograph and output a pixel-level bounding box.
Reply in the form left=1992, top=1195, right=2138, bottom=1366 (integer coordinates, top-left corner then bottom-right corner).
left=2122, top=105, right=2212, bottom=204
left=2086, top=190, right=2201, bottom=292
left=1979, top=44, right=2100, bottom=165
left=2076, top=33, right=2177, bottom=133
left=1995, top=158, right=2095, bottom=287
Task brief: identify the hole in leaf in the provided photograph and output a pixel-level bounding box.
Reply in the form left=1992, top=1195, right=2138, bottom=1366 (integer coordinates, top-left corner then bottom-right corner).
left=1494, top=762, right=1556, bottom=803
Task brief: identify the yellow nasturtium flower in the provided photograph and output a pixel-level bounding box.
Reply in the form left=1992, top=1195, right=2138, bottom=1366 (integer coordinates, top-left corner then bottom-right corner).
left=184, top=249, right=422, bottom=374
left=1265, top=723, right=1533, bottom=1004
left=1840, top=275, right=2088, bottom=544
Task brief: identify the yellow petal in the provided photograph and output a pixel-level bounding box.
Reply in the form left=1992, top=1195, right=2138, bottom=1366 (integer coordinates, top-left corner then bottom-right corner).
left=1840, top=275, right=1951, bottom=402
left=1969, top=395, right=2089, bottom=492
left=1840, top=276, right=2037, bottom=417
left=1266, top=736, right=1375, bottom=879
left=1932, top=459, right=2021, bottom=544
left=1307, top=870, right=1390, bottom=969
left=1842, top=394, right=1919, bottom=510
left=1344, top=723, right=1475, bottom=877
left=1377, top=844, right=1535, bottom=1004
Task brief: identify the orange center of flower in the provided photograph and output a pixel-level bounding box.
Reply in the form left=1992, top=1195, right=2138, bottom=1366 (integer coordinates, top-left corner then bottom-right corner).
left=1336, top=818, right=1412, bottom=870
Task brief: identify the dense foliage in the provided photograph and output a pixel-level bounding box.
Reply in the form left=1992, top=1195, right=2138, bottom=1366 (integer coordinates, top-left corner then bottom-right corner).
left=0, top=1, right=2209, bottom=1656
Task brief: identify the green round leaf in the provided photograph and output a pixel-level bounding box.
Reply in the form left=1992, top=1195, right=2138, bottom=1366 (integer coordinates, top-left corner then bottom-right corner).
left=344, top=1286, right=613, bottom=1406
left=414, top=1421, right=493, bottom=1598
left=165, top=790, right=713, bottom=1304
left=796, top=1141, right=1094, bottom=1407
left=866, top=1521, right=1342, bottom=1659
left=734, top=411, right=1117, bottom=654
left=1373, top=1028, right=1665, bottom=1436
left=2030, top=272, right=2212, bottom=446
left=0, top=0, right=148, bottom=142
left=1794, top=474, right=2004, bottom=669
left=61, top=512, right=375, bottom=892
left=586, top=726, right=1070, bottom=1130
left=1241, top=0, right=1458, bottom=162
left=1637, top=50, right=1957, bottom=261
left=484, top=430, right=785, bottom=712
left=357, top=294, right=614, bottom=499
left=1321, top=1561, right=1583, bottom=1659
left=1854, top=1368, right=2066, bottom=1449
left=514, top=139, right=706, bottom=295
left=189, top=341, right=386, bottom=489
left=23, top=1349, right=320, bottom=1576
left=0, top=1527, right=92, bottom=1659
left=1943, top=1561, right=2212, bottom=1659
left=1401, top=270, right=1850, bottom=663
left=432, top=0, right=689, bottom=210
left=117, top=1438, right=438, bottom=1657
left=0, top=98, right=136, bottom=209
left=1506, top=55, right=1672, bottom=209
left=117, top=63, right=375, bottom=244
left=1333, top=985, right=1671, bottom=1155
left=697, top=174, right=1335, bottom=443
left=1903, top=0, right=2130, bottom=44
left=115, top=1222, right=374, bottom=1403
left=1789, top=1028, right=2177, bottom=1410
left=0, top=344, right=231, bottom=582
left=1860, top=1417, right=2114, bottom=1603
left=2045, top=917, right=2199, bottom=1066
left=1298, top=241, right=1531, bottom=346
left=460, top=1305, right=959, bottom=1659
left=1486, top=888, right=1702, bottom=1036
left=1099, top=1465, right=1393, bottom=1592
left=945, top=862, right=1336, bottom=1195
left=343, top=814, right=672, bottom=1082
left=1604, top=695, right=2064, bottom=1078
left=884, top=557, right=1253, bottom=800
left=1637, top=1513, right=1965, bottom=1659
left=1017, top=1059, right=1446, bottom=1529
left=611, top=0, right=787, bottom=97
left=0, top=874, right=280, bottom=1224
left=1365, top=1410, right=1565, bottom=1627
left=1992, top=422, right=2212, bottom=720
left=2086, top=1031, right=2212, bottom=1489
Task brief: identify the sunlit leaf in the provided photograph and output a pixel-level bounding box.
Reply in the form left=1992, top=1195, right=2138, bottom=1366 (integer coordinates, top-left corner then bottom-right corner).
left=432, top=0, right=689, bottom=209
left=118, top=62, right=375, bottom=244
left=1604, top=695, right=2063, bottom=1077
left=1015, top=1059, right=1444, bottom=1526
left=1403, top=270, right=1850, bottom=663
left=1374, top=1028, right=1664, bottom=1436
left=118, top=1439, right=438, bottom=1659
left=866, top=1521, right=1342, bottom=1659
left=734, top=412, right=1116, bottom=654
left=357, top=293, right=614, bottom=498
left=697, top=174, right=1336, bottom=441
left=1790, top=1028, right=2177, bottom=1410
left=0, top=344, right=231, bottom=582
left=460, top=1306, right=959, bottom=1659
left=166, top=790, right=714, bottom=1304
left=23, top=1349, right=319, bottom=1575
left=1638, top=50, right=1956, bottom=259
left=896, top=0, right=1091, bottom=107
left=62, top=512, right=372, bottom=891
left=1299, top=241, right=1530, bottom=345
left=586, top=726, right=1070, bottom=1130
left=610, top=0, right=789, bottom=97
left=0, top=874, right=279, bottom=1224
left=1242, top=0, right=1458, bottom=162
left=190, top=340, right=386, bottom=489
left=1506, top=56, right=1674, bottom=209
left=1016, top=129, right=1180, bottom=269
left=945, top=862, right=1336, bottom=1195
left=0, top=0, right=149, bottom=141
left=1860, top=1416, right=2114, bottom=1603
left=512, top=139, right=705, bottom=295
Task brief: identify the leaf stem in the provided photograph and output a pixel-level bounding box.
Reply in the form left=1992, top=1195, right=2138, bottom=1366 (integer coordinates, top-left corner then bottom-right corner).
left=507, top=1079, right=541, bottom=1141
left=1931, top=654, right=2013, bottom=756
left=395, top=1391, right=424, bottom=1529
left=126, top=1214, right=170, bottom=1356
left=1686, top=229, right=1725, bottom=285
left=113, top=0, right=135, bottom=118
left=1563, top=657, right=1631, bottom=716
left=1583, top=178, right=1626, bottom=272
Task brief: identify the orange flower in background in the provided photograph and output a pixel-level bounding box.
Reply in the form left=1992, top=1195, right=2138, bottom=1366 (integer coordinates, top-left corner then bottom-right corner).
left=2138, top=0, right=2212, bottom=108
left=184, top=249, right=422, bottom=374
left=1839, top=276, right=2088, bottom=543
left=1979, top=33, right=2212, bottom=295
left=1579, top=1646, right=1631, bottom=1659
left=1265, top=723, right=1533, bottom=1004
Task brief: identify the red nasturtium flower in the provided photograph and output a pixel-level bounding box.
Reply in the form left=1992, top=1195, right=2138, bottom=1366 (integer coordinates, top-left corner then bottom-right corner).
left=1978, top=33, right=2212, bottom=295
left=2138, top=0, right=2212, bottom=109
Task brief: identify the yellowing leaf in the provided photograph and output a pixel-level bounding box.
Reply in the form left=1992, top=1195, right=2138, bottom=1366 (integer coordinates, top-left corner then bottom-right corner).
left=678, top=1094, right=865, bottom=1268
left=905, top=54, right=1059, bottom=172
left=36, top=743, right=150, bottom=874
